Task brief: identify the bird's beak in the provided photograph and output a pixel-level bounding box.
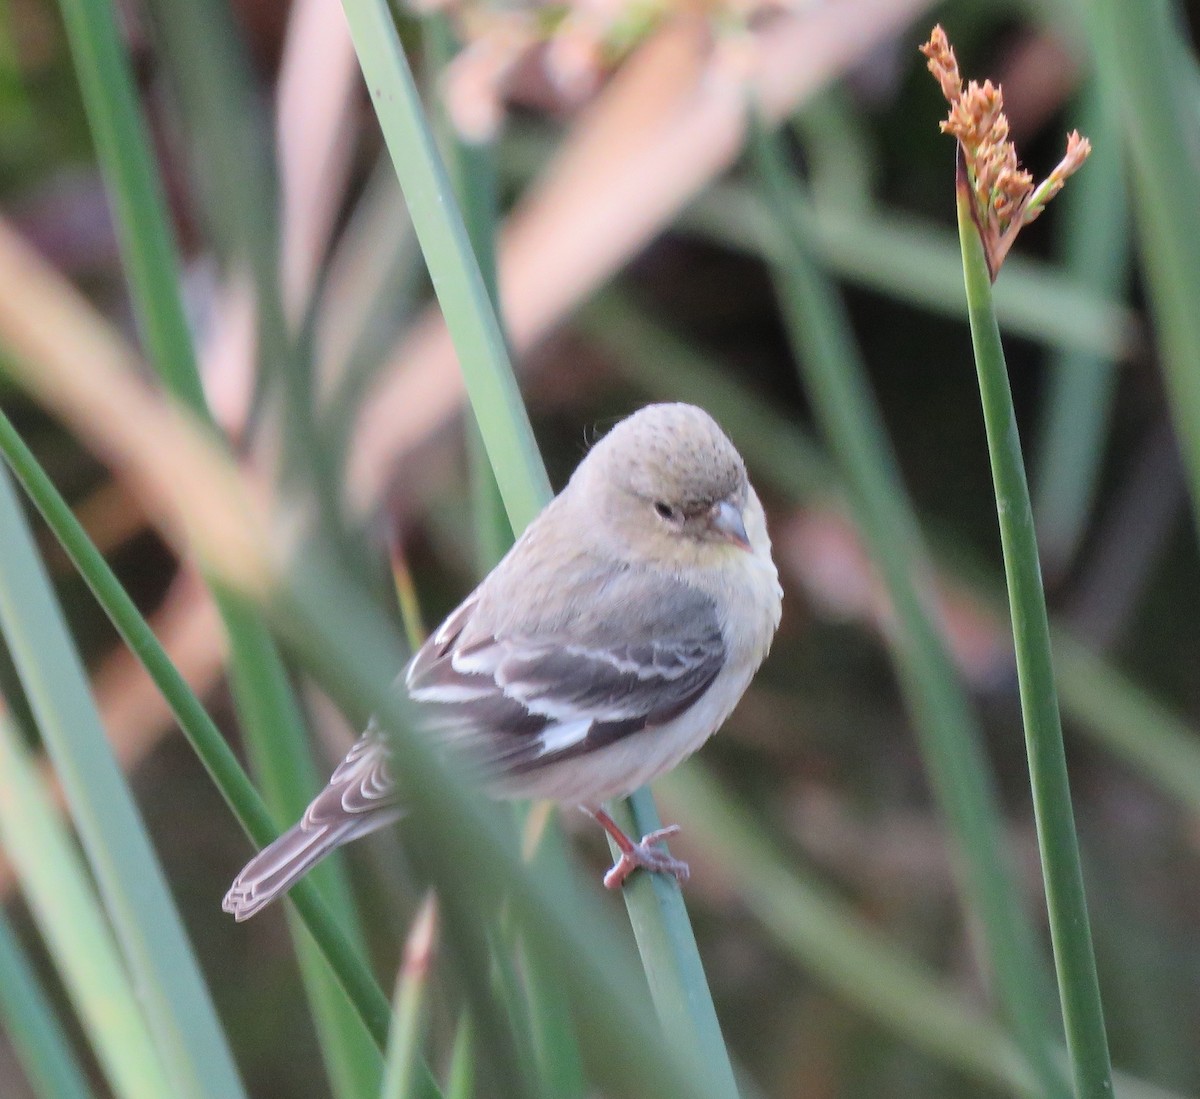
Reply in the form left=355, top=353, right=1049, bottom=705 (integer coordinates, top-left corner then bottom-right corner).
left=709, top=499, right=751, bottom=551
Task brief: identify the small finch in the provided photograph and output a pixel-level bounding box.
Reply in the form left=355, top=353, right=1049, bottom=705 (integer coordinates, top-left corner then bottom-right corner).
left=223, top=403, right=782, bottom=920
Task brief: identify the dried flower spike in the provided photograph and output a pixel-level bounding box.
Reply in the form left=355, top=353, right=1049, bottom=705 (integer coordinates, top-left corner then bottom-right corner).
left=920, top=24, right=1091, bottom=280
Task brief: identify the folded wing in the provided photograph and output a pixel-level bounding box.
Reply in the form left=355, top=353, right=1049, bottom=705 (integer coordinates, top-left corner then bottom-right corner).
left=223, top=569, right=724, bottom=919
left=406, top=575, right=726, bottom=774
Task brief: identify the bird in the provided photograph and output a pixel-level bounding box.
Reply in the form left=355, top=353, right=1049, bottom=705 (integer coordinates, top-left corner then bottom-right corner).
left=223, top=402, right=782, bottom=920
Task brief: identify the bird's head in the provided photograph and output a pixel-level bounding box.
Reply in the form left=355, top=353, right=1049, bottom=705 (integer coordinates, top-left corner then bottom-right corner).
left=575, top=403, right=754, bottom=567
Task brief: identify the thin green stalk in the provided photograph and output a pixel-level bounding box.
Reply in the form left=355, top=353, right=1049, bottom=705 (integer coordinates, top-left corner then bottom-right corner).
left=791, top=86, right=874, bottom=212
left=750, top=123, right=1066, bottom=1098
left=516, top=813, right=587, bottom=1099
left=0, top=408, right=400, bottom=1064
left=137, top=0, right=279, bottom=318
left=661, top=764, right=1030, bottom=1095
left=48, top=0, right=380, bottom=1083
left=141, top=0, right=356, bottom=563
left=422, top=11, right=499, bottom=310
left=51, top=0, right=205, bottom=413
left=0, top=906, right=94, bottom=1099
left=344, top=4, right=736, bottom=1090
left=381, top=897, right=437, bottom=1099
left=222, top=599, right=386, bottom=1099
left=0, top=465, right=245, bottom=1099
left=466, top=416, right=513, bottom=576
left=445, top=1013, right=475, bottom=1099
left=956, top=163, right=1113, bottom=1099
left=139, top=0, right=326, bottom=506
left=517, top=897, right=587, bottom=1099
left=341, top=0, right=550, bottom=531
left=660, top=765, right=1184, bottom=1099
left=406, top=806, right=540, bottom=1099
left=484, top=919, right=548, bottom=1099
left=605, top=793, right=739, bottom=1098
left=59, top=0, right=382, bottom=1080
left=0, top=411, right=263, bottom=842
left=425, top=21, right=583, bottom=1095
left=586, top=288, right=1200, bottom=1094
left=318, top=159, right=422, bottom=468
left=421, top=12, right=512, bottom=578
left=0, top=713, right=172, bottom=1099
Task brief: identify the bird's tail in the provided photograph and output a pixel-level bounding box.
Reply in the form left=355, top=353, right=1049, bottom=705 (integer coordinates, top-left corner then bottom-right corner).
left=222, top=810, right=399, bottom=921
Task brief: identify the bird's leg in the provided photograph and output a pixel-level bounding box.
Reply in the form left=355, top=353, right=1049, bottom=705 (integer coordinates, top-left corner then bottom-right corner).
left=586, top=806, right=690, bottom=889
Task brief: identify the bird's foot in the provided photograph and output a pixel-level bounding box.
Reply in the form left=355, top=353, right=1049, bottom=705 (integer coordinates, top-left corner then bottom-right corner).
left=602, top=826, right=690, bottom=890
left=588, top=808, right=690, bottom=889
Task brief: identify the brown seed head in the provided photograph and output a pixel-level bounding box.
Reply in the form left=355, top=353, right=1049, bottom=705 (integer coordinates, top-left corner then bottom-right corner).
left=920, top=24, right=1090, bottom=279
left=919, top=24, right=961, bottom=104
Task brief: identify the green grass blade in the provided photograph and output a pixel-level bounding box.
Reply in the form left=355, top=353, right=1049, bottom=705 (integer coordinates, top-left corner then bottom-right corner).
left=662, top=765, right=1185, bottom=1099
left=1052, top=629, right=1200, bottom=812
left=956, top=169, right=1113, bottom=1099
left=792, top=86, right=875, bottom=212
left=491, top=912, right=557, bottom=1099
left=381, top=897, right=437, bottom=1099
left=0, top=410, right=267, bottom=844
left=514, top=818, right=588, bottom=1099
left=221, top=595, right=385, bottom=1098
left=0, top=712, right=173, bottom=1099
left=0, top=907, right=94, bottom=1099
left=318, top=160, right=422, bottom=461
left=345, top=5, right=738, bottom=1091
left=445, top=1013, right=475, bottom=1099
left=420, top=12, right=513, bottom=579
left=609, top=787, right=739, bottom=1079
left=56, top=0, right=384, bottom=1078
left=0, top=466, right=246, bottom=1098
left=604, top=790, right=739, bottom=1098
left=51, top=0, right=205, bottom=413
left=749, top=122, right=1067, bottom=1098
left=340, top=0, right=549, bottom=531
left=137, top=0, right=280, bottom=315
left=0, top=407, right=400, bottom=1064
left=424, top=19, right=584, bottom=1094
left=1082, top=0, right=1200, bottom=538
left=662, top=764, right=1030, bottom=1095
left=1031, top=80, right=1129, bottom=575
left=408, top=834, right=539, bottom=1099
left=516, top=896, right=587, bottom=1099
left=680, top=182, right=1136, bottom=362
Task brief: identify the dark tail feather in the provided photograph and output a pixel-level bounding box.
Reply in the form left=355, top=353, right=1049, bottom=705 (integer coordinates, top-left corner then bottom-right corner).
left=222, top=810, right=399, bottom=921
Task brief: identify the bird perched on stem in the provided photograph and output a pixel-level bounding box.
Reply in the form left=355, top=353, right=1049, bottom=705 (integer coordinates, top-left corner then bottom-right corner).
left=224, top=403, right=781, bottom=920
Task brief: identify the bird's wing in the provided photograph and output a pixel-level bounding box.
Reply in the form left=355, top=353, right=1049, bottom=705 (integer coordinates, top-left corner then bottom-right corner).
left=223, top=571, right=725, bottom=920
left=222, top=726, right=400, bottom=921
left=405, top=572, right=726, bottom=774
left=301, top=724, right=396, bottom=827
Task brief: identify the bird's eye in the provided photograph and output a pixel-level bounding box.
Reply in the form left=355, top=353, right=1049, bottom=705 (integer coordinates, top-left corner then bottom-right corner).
left=654, top=501, right=677, bottom=521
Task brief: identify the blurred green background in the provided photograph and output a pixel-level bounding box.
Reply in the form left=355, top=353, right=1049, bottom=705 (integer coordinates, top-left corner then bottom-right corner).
left=1, top=1, right=1199, bottom=1097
